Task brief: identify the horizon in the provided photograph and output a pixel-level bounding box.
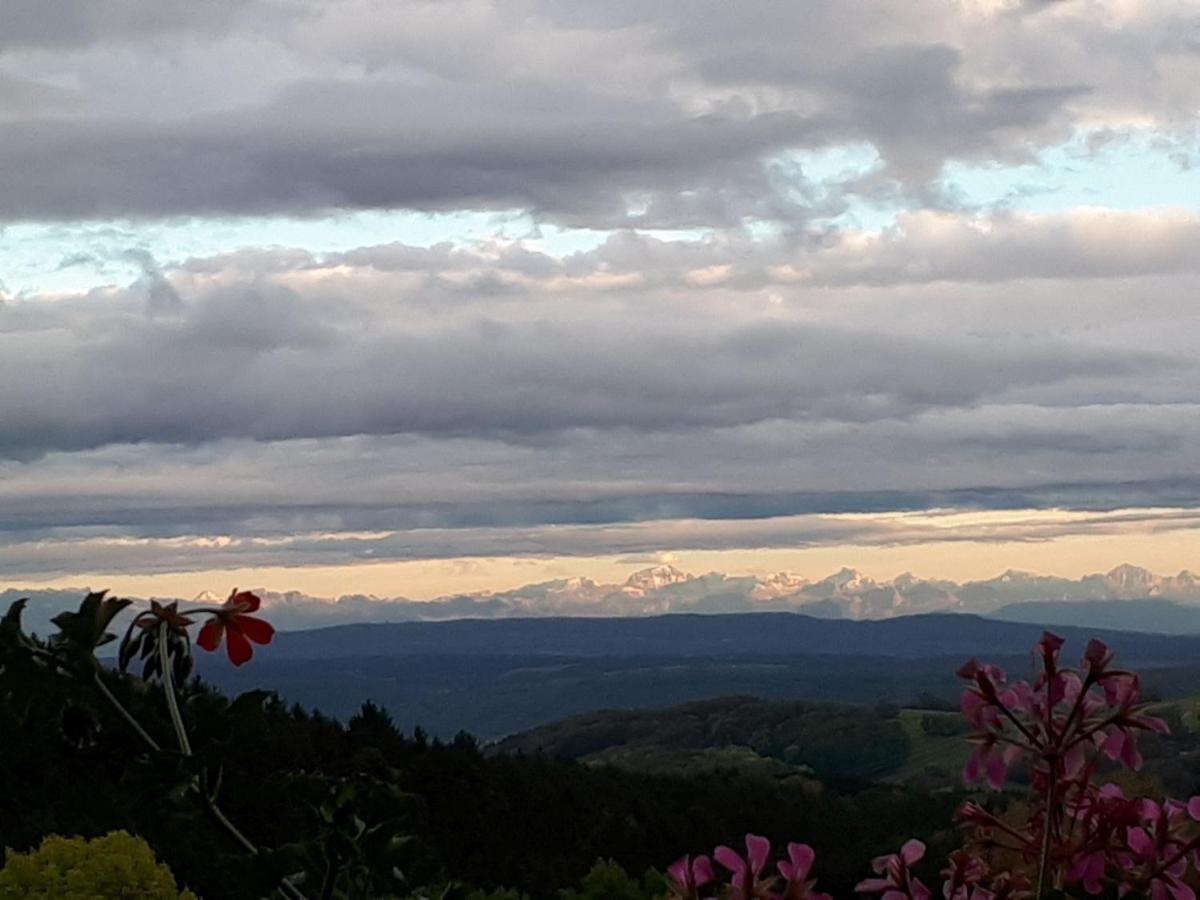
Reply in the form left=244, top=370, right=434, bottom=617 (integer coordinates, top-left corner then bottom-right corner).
left=10, top=556, right=1200, bottom=601
left=9, top=559, right=1200, bottom=634
left=6, top=534, right=1199, bottom=603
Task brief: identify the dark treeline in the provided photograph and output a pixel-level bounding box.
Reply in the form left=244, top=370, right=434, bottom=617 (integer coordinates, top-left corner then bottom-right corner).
left=0, top=661, right=964, bottom=899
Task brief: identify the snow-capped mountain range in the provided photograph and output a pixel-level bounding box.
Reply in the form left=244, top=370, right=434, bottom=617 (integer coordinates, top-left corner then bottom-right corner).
left=247, top=562, right=1200, bottom=628
left=6, top=564, right=1200, bottom=635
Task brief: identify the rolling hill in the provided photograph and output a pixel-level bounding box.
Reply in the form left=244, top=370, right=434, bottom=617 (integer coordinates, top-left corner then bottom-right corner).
left=195, top=611, right=1200, bottom=739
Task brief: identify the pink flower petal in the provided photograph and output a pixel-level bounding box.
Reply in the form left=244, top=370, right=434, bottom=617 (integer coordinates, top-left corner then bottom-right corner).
left=714, top=846, right=746, bottom=876
left=856, top=878, right=892, bottom=893
left=667, top=856, right=689, bottom=887
left=1128, top=826, right=1155, bottom=857
left=985, top=752, right=1008, bottom=790
left=746, top=833, right=771, bottom=876
left=900, top=839, right=926, bottom=866
left=786, top=843, right=815, bottom=882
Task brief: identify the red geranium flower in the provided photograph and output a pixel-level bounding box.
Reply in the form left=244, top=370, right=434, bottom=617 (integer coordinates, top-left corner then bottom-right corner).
left=197, top=589, right=274, bottom=666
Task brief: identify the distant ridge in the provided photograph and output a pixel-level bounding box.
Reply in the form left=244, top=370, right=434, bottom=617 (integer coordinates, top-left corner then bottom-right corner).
left=989, top=598, right=1200, bottom=635
left=258, top=610, right=1200, bottom=666
left=196, top=611, right=1200, bottom=737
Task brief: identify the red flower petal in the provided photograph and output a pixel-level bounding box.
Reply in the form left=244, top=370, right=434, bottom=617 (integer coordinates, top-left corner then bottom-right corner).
left=197, top=618, right=224, bottom=652
left=227, top=589, right=261, bottom=613
left=225, top=628, right=253, bottom=666
left=233, top=614, right=274, bottom=645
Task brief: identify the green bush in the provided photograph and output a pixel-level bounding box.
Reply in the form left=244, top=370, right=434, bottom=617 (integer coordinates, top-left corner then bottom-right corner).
left=0, top=831, right=197, bottom=900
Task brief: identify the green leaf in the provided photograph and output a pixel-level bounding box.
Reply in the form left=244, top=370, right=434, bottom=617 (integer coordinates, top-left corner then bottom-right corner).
left=50, top=591, right=134, bottom=653
left=1, top=598, right=28, bottom=634
left=118, top=625, right=144, bottom=672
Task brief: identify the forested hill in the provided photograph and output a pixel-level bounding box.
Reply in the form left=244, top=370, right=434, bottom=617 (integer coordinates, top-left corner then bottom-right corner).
left=259, top=611, right=1200, bottom=664
left=490, top=696, right=915, bottom=782
left=196, top=613, right=1200, bottom=738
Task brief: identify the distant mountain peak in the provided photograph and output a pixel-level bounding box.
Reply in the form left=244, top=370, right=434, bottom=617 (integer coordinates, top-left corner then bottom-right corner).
left=995, top=569, right=1035, bottom=583
left=1105, top=563, right=1161, bottom=596
left=623, top=564, right=694, bottom=593
left=751, top=571, right=810, bottom=599
left=816, top=567, right=875, bottom=594
left=1107, top=562, right=1153, bottom=578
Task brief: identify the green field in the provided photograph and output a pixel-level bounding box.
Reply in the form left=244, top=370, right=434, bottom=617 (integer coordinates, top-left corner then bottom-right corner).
left=888, top=709, right=972, bottom=784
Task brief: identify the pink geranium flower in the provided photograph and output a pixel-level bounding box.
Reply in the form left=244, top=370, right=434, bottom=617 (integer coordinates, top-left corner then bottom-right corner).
left=857, top=839, right=931, bottom=900
left=667, top=854, right=715, bottom=900
left=777, top=843, right=831, bottom=900
left=715, top=834, right=775, bottom=900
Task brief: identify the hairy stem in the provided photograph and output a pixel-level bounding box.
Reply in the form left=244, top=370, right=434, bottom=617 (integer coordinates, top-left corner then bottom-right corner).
left=157, top=623, right=193, bottom=757
left=995, top=700, right=1042, bottom=748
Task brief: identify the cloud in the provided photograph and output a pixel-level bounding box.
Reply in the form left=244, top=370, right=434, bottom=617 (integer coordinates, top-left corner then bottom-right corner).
left=0, top=239, right=1176, bottom=458
left=0, top=0, right=1195, bottom=224
left=4, top=1, right=1200, bottom=583
left=0, top=78, right=818, bottom=226
left=2, top=204, right=1199, bottom=580
left=794, top=208, right=1200, bottom=284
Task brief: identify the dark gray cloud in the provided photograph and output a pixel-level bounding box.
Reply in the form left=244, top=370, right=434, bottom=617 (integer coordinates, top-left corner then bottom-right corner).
left=0, top=0, right=252, bottom=50
left=0, top=78, right=820, bottom=227
left=0, top=0, right=1193, bottom=224
left=4, top=491, right=1200, bottom=580
left=0, top=248, right=1175, bottom=458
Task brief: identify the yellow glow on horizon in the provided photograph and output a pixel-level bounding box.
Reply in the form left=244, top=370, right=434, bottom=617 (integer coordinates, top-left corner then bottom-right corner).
left=5, top=506, right=1197, bottom=601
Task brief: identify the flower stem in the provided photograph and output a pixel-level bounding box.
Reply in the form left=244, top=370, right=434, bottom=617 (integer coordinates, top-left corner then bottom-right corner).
left=1035, top=778, right=1055, bottom=900
left=205, top=793, right=310, bottom=900
left=91, top=670, right=163, bottom=752
left=207, top=796, right=258, bottom=855
left=1035, top=670, right=1058, bottom=900
left=157, top=623, right=193, bottom=757
left=154, top=625, right=309, bottom=900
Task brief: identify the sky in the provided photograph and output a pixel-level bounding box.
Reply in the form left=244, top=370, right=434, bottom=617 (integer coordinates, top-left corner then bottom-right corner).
left=2, top=0, right=1200, bottom=601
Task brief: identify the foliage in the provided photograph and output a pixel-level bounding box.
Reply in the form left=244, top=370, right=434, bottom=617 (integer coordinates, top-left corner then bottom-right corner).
left=0, top=831, right=197, bottom=899
left=19, top=588, right=1200, bottom=900
left=666, top=633, right=1200, bottom=900
left=0, top=591, right=411, bottom=900
left=1, top=593, right=966, bottom=899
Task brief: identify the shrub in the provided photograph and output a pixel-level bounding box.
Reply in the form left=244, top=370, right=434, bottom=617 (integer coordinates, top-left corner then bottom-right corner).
left=0, top=831, right=197, bottom=899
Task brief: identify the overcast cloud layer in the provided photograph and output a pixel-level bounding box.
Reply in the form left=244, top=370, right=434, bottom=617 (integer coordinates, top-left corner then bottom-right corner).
left=2, top=0, right=1200, bottom=584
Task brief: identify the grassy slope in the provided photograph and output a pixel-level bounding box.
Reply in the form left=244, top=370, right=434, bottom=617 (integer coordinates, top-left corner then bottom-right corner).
left=889, top=710, right=971, bottom=783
